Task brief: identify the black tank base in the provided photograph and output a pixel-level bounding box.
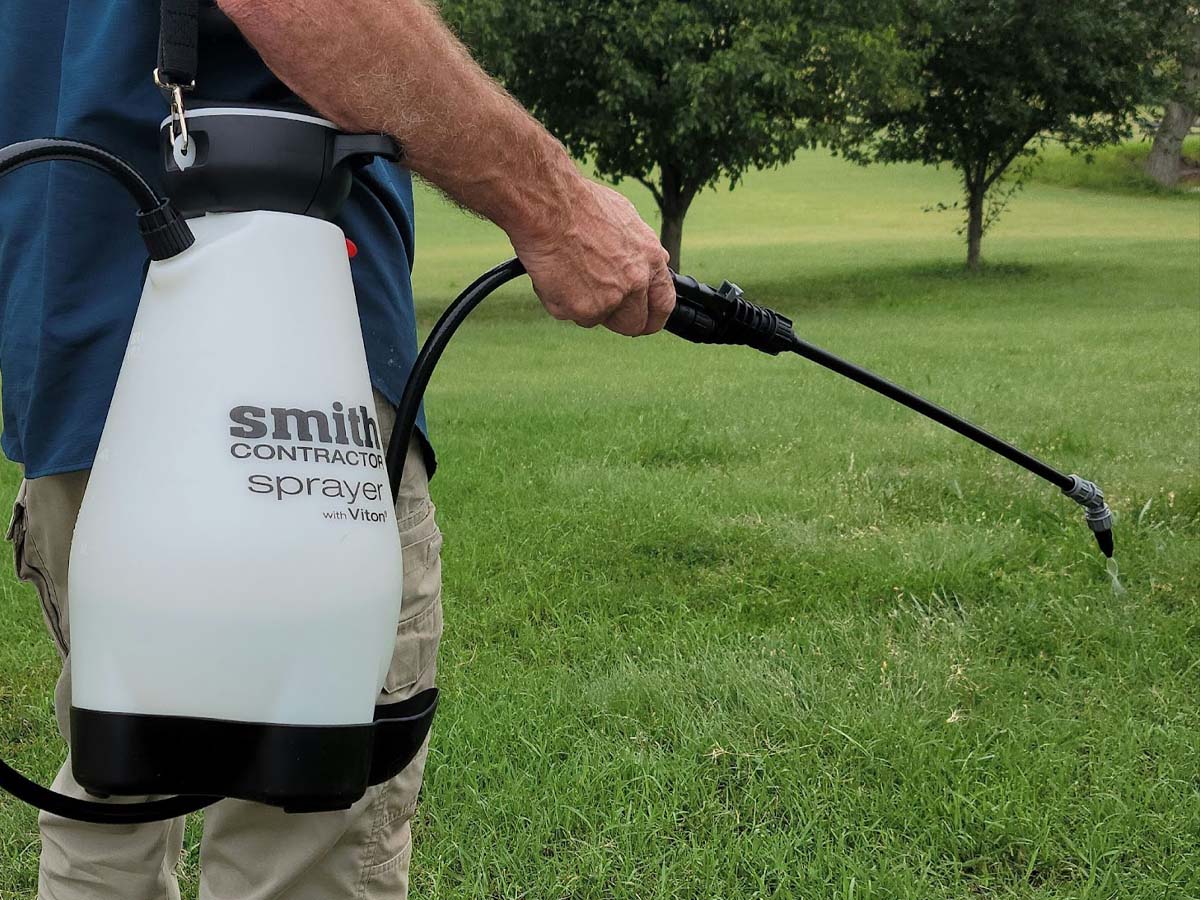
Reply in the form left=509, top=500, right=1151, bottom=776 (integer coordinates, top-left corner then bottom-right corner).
left=69, top=688, right=438, bottom=814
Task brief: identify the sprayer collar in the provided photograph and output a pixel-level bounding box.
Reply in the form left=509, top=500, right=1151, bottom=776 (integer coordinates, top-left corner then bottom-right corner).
left=136, top=199, right=195, bottom=260
left=1063, top=475, right=1114, bottom=533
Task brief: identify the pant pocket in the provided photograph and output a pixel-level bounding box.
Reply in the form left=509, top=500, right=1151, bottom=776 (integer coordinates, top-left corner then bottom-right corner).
left=383, top=503, right=444, bottom=697
left=8, top=481, right=69, bottom=657
left=6, top=479, right=26, bottom=570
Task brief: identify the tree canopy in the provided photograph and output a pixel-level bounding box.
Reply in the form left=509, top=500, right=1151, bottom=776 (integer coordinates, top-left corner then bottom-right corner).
left=443, top=0, right=913, bottom=268
left=443, top=0, right=1178, bottom=271
left=820, top=0, right=1177, bottom=269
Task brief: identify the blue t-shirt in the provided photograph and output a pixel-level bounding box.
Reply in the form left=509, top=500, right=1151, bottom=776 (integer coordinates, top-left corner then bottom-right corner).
left=0, top=2, right=424, bottom=478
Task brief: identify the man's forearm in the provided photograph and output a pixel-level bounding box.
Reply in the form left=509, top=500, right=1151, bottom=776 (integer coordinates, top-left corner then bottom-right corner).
left=218, top=0, right=675, bottom=337
left=219, top=0, right=578, bottom=247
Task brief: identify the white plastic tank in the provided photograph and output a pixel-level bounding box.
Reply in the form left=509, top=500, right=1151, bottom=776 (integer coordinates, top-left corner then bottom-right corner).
left=69, top=210, right=404, bottom=729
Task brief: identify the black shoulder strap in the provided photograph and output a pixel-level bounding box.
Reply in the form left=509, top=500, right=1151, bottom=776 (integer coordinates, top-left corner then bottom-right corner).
left=157, top=0, right=199, bottom=88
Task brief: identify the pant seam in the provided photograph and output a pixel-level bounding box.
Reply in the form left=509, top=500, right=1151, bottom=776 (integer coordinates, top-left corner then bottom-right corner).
left=354, top=784, right=390, bottom=899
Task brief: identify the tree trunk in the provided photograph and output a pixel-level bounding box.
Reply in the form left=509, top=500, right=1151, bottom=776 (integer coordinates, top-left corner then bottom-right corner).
left=1147, top=21, right=1200, bottom=187
left=660, top=211, right=685, bottom=272
left=1145, top=100, right=1197, bottom=187
left=965, top=185, right=985, bottom=272
left=657, top=162, right=695, bottom=271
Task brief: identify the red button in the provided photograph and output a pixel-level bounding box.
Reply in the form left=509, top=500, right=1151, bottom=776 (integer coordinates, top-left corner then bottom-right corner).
left=345, top=238, right=358, bottom=259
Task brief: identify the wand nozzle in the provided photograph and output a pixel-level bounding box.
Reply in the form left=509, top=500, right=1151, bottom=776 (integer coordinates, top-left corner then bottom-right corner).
left=666, top=273, right=1116, bottom=559
left=1063, top=476, right=1115, bottom=558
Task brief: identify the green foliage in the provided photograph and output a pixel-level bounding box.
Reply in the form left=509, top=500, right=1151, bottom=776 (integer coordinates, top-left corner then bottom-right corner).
left=821, top=0, right=1177, bottom=268
left=441, top=0, right=913, bottom=265
left=1148, top=5, right=1200, bottom=112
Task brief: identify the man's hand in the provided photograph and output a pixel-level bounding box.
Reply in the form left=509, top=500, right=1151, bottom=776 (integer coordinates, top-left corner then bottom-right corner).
left=218, top=0, right=676, bottom=336
left=515, top=180, right=675, bottom=336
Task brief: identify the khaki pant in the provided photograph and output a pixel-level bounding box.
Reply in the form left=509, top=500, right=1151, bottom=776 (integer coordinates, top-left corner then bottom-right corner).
left=7, top=394, right=443, bottom=900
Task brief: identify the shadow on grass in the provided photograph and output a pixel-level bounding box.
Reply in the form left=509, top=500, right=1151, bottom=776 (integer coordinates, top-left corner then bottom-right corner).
left=745, top=257, right=1128, bottom=315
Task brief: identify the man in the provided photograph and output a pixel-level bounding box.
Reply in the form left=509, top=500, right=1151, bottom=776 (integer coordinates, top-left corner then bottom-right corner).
left=0, top=1, right=674, bottom=897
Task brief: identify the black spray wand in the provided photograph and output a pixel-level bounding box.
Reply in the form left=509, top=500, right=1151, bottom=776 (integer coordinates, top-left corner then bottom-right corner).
left=387, top=261, right=1115, bottom=559
left=666, top=274, right=1115, bottom=557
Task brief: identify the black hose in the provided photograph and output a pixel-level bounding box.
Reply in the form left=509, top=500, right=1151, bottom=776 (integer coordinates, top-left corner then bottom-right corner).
left=387, top=262, right=1072, bottom=495
left=0, top=139, right=212, bottom=823
left=0, top=758, right=214, bottom=825
left=386, top=258, right=527, bottom=496
left=0, top=138, right=194, bottom=261
left=0, top=138, right=162, bottom=211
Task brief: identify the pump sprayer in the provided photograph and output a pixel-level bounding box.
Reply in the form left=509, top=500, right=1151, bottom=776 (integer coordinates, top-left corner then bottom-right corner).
left=0, top=125, right=1114, bottom=825
left=0, top=126, right=436, bottom=824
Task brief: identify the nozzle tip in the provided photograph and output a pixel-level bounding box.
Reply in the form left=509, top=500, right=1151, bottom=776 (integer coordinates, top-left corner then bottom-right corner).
left=1095, top=529, right=1114, bottom=559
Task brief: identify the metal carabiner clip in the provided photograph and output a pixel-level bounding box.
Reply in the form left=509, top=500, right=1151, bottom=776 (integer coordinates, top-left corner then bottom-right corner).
left=153, top=68, right=194, bottom=154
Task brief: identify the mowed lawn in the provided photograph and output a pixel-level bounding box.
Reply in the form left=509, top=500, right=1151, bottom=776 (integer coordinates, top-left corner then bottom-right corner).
left=1, top=149, right=1197, bottom=898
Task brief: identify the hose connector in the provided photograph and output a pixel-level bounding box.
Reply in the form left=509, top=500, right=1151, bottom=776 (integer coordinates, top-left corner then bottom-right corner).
left=667, top=275, right=795, bottom=355
left=136, top=199, right=195, bottom=260
left=1063, top=475, right=1115, bottom=557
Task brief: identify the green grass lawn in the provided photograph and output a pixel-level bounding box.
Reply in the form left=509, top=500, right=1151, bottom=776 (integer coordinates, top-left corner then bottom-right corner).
left=1, top=148, right=1198, bottom=898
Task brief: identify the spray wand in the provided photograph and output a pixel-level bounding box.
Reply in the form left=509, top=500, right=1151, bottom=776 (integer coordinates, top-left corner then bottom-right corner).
left=387, top=260, right=1115, bottom=559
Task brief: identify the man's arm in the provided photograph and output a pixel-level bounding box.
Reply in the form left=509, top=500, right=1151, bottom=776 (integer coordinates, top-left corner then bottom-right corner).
left=218, top=0, right=675, bottom=336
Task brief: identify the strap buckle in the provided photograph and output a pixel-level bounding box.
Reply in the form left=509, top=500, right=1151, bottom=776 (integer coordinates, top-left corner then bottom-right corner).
left=153, top=68, right=195, bottom=154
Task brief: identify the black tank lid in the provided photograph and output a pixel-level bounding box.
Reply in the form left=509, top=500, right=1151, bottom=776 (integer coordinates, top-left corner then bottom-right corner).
left=159, top=102, right=401, bottom=220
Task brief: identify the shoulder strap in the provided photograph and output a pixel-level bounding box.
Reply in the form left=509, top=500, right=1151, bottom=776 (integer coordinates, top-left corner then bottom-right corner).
left=157, top=0, right=199, bottom=88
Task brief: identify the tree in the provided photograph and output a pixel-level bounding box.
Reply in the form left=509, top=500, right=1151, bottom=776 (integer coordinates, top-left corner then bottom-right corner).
left=442, top=0, right=913, bottom=269
left=820, top=0, right=1176, bottom=271
left=1145, top=9, right=1199, bottom=188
